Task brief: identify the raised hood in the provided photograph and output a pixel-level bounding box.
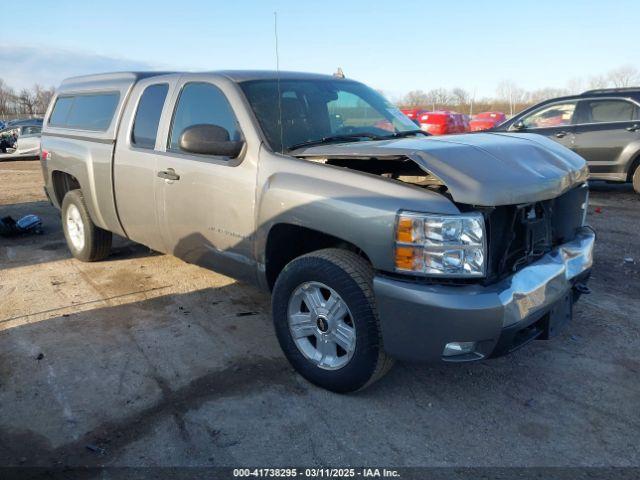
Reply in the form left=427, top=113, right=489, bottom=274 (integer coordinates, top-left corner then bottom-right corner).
left=292, top=132, right=589, bottom=206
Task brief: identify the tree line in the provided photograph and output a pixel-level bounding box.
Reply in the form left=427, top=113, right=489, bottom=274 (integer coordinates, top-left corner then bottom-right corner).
left=397, top=65, right=640, bottom=116
left=0, top=79, right=55, bottom=119
left=2, top=64, right=639, bottom=121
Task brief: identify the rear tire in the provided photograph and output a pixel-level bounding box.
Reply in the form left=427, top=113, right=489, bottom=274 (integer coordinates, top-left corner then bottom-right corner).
left=272, top=248, right=393, bottom=393
left=633, top=165, right=640, bottom=194
left=61, top=189, right=112, bottom=262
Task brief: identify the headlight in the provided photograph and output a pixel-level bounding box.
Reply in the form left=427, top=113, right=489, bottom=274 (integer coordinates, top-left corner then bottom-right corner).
left=395, top=211, right=486, bottom=277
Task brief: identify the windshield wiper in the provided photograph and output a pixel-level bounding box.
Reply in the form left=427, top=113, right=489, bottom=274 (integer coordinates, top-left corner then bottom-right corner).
left=287, top=133, right=384, bottom=151
left=385, top=129, right=429, bottom=139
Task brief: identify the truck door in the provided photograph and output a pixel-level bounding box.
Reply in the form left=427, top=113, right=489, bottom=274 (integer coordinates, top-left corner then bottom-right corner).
left=155, top=77, right=259, bottom=284
left=572, top=98, right=640, bottom=180
left=114, top=75, right=178, bottom=252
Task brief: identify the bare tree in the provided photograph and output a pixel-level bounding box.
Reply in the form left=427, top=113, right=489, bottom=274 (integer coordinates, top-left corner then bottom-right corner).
left=566, top=77, right=585, bottom=95
left=0, top=79, right=10, bottom=115
left=450, top=87, right=469, bottom=107
left=403, top=90, right=429, bottom=107
left=496, top=80, right=526, bottom=115
left=393, top=64, right=640, bottom=117
left=18, top=88, right=37, bottom=114
left=0, top=79, right=56, bottom=118
left=529, top=87, right=570, bottom=103
left=33, top=84, right=55, bottom=114
left=608, top=65, right=639, bottom=88
left=587, top=74, right=609, bottom=90
left=425, top=88, right=451, bottom=110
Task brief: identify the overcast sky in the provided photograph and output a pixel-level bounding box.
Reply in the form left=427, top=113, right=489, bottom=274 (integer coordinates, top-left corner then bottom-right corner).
left=1, top=0, right=638, bottom=99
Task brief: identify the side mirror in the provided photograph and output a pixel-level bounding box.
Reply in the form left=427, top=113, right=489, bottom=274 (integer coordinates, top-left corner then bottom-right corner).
left=179, top=124, right=244, bottom=158
left=512, top=120, right=526, bottom=131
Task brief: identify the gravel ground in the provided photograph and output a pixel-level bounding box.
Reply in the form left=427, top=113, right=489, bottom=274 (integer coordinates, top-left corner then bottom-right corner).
left=0, top=160, right=638, bottom=468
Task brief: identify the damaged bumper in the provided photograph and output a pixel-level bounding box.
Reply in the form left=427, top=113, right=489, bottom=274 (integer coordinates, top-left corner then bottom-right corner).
left=374, top=227, right=595, bottom=362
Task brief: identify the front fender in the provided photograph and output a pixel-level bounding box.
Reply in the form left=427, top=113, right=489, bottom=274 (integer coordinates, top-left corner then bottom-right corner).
left=254, top=153, right=459, bottom=274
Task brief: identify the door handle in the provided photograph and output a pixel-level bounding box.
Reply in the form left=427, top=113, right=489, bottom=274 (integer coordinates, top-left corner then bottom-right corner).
left=626, top=124, right=640, bottom=132
left=157, top=168, right=180, bottom=181
left=555, top=131, right=568, bottom=138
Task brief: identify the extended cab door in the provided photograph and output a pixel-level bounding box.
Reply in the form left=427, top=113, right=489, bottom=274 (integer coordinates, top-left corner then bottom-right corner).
left=509, top=100, right=578, bottom=150
left=114, top=74, right=179, bottom=251
left=572, top=98, right=640, bottom=180
left=154, top=75, right=260, bottom=284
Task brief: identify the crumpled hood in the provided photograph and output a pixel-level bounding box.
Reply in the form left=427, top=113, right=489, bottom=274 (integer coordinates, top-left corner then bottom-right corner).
left=293, top=132, right=589, bottom=206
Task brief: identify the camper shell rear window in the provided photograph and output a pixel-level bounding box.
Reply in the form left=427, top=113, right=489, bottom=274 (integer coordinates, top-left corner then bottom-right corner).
left=49, top=92, right=120, bottom=131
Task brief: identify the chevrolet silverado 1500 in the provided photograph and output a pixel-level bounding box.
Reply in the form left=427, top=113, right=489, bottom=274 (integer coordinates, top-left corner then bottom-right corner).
left=40, top=71, right=594, bottom=392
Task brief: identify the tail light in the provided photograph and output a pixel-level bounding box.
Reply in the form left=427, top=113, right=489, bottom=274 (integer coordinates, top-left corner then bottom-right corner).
left=41, top=149, right=49, bottom=161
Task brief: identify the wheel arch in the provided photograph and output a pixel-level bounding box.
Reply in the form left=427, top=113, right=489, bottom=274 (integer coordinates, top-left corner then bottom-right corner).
left=264, top=223, right=372, bottom=291
left=626, top=150, right=640, bottom=182
left=51, top=170, right=81, bottom=207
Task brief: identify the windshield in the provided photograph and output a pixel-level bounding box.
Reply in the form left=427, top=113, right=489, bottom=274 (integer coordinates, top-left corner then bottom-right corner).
left=240, top=79, right=418, bottom=152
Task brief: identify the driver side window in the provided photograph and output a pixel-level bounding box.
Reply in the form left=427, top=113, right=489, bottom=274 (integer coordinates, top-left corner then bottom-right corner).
left=169, top=82, right=242, bottom=153
left=520, top=102, right=577, bottom=129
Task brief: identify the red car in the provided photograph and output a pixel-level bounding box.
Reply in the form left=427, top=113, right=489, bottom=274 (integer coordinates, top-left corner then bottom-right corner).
left=417, top=110, right=469, bottom=135
left=469, top=112, right=507, bottom=132
left=458, top=113, right=471, bottom=132
left=400, top=108, right=427, bottom=124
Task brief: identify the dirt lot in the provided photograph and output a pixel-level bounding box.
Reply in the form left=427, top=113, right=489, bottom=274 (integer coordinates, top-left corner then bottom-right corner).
left=0, top=160, right=639, bottom=468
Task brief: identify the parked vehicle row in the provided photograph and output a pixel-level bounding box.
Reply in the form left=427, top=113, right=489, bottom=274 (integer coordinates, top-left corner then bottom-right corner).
left=469, top=111, right=506, bottom=131
left=492, top=87, right=640, bottom=193
left=418, top=110, right=470, bottom=135
left=400, top=87, right=640, bottom=192
left=40, top=70, right=593, bottom=392
left=401, top=108, right=506, bottom=135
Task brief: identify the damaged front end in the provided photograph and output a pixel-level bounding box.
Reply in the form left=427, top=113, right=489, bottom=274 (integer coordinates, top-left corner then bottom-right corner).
left=479, top=183, right=589, bottom=285
left=293, top=132, right=591, bottom=285
left=292, top=132, right=589, bottom=206
left=289, top=133, right=596, bottom=363
left=311, top=155, right=450, bottom=196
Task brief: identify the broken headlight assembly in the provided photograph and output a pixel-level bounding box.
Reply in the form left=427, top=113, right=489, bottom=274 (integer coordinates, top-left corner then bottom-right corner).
left=394, top=211, right=486, bottom=277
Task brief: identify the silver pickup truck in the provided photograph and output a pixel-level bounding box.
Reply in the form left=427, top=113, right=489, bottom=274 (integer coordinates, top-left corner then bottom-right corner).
left=40, top=71, right=594, bottom=392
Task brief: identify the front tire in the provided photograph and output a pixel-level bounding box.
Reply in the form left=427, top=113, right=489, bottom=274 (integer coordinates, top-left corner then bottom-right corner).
left=61, top=189, right=112, bottom=262
left=272, top=249, right=393, bottom=393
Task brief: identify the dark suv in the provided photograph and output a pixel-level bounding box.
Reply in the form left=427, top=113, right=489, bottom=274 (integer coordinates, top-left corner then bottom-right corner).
left=494, top=88, right=640, bottom=193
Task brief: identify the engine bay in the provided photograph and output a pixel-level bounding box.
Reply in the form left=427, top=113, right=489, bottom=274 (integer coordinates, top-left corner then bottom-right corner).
left=301, top=155, right=450, bottom=195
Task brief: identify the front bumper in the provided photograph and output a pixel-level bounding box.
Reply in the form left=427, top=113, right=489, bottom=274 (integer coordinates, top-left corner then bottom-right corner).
left=374, top=227, right=595, bottom=362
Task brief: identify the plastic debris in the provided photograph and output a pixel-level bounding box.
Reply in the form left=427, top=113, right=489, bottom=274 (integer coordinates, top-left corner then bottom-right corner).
left=0, top=215, right=43, bottom=237
left=624, top=257, right=634, bottom=264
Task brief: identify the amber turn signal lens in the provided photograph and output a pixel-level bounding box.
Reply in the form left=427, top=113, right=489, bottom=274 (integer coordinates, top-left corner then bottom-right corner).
left=395, top=246, right=417, bottom=270
left=396, top=217, right=414, bottom=243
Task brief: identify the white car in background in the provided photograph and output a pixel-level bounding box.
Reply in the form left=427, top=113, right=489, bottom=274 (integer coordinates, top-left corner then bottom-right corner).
left=0, top=120, right=42, bottom=160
